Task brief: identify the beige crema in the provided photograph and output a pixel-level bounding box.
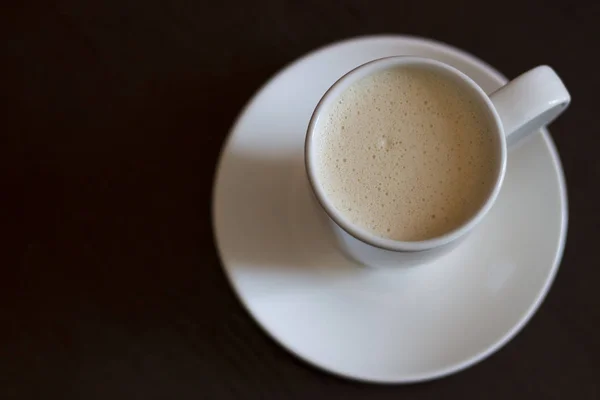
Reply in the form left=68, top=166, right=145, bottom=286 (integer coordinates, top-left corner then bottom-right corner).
left=314, top=66, right=497, bottom=241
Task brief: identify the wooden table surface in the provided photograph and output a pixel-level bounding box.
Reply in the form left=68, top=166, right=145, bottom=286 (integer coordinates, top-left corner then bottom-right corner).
left=2, top=1, right=599, bottom=398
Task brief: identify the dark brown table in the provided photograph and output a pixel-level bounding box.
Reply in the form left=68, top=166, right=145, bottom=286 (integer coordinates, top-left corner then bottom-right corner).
left=2, top=1, right=599, bottom=398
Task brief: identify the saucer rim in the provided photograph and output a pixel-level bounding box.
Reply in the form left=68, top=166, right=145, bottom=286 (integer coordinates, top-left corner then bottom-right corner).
left=211, top=34, right=568, bottom=384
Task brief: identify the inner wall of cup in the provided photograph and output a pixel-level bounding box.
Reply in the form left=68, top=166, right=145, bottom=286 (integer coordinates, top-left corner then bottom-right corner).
left=306, top=59, right=505, bottom=249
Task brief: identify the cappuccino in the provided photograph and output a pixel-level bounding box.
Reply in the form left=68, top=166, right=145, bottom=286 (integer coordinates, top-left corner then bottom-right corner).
left=313, top=66, right=498, bottom=241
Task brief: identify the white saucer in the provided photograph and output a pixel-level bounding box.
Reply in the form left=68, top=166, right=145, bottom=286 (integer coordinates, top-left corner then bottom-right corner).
left=212, top=36, right=567, bottom=383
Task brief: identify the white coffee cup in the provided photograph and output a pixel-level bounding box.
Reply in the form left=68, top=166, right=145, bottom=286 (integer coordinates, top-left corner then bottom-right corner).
left=305, top=57, right=570, bottom=268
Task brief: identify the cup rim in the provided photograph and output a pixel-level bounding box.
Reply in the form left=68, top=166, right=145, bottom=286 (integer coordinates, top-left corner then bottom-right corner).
left=304, top=56, right=508, bottom=252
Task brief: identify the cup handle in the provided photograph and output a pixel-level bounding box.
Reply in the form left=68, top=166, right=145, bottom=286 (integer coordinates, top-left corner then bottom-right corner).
left=488, top=66, right=571, bottom=146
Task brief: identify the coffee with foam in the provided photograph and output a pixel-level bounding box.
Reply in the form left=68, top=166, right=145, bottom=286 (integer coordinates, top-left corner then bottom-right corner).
left=313, top=66, right=498, bottom=241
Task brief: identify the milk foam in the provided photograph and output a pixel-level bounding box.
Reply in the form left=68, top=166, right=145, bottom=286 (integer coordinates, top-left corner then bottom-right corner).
left=314, top=67, right=497, bottom=241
